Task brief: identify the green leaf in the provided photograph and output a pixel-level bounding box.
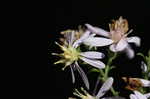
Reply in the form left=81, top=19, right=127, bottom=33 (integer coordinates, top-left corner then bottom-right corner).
left=88, top=68, right=100, bottom=74
left=137, top=53, right=145, bottom=59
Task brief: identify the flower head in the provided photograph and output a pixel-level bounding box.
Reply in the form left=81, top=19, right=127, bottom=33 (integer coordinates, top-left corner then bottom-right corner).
left=53, top=29, right=106, bottom=89
left=109, top=16, right=129, bottom=43
left=72, top=77, right=114, bottom=99
left=84, top=16, right=141, bottom=59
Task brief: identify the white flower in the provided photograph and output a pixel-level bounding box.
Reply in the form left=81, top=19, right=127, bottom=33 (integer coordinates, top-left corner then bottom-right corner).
left=73, top=77, right=114, bottom=99
left=130, top=91, right=150, bottom=99
left=84, top=17, right=141, bottom=59
left=53, top=30, right=106, bottom=89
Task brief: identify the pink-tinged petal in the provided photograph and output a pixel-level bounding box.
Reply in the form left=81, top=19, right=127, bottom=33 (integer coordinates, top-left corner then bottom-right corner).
left=109, top=44, right=117, bottom=52
left=75, top=62, right=89, bottom=89
left=134, top=91, right=147, bottom=99
left=70, top=66, right=75, bottom=84
left=80, top=51, right=105, bottom=59
left=124, top=46, right=135, bottom=59
left=80, top=57, right=105, bottom=69
left=127, top=36, right=141, bottom=46
left=85, top=24, right=110, bottom=37
left=73, top=30, right=90, bottom=48
left=116, top=38, right=128, bottom=51
left=144, top=93, right=150, bottom=98
left=130, top=94, right=138, bottom=99
left=83, top=37, right=113, bottom=47
left=96, top=77, right=114, bottom=98
left=139, top=78, right=150, bottom=87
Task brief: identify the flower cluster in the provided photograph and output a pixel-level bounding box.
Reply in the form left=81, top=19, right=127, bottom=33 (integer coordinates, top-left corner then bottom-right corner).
left=52, top=16, right=150, bottom=99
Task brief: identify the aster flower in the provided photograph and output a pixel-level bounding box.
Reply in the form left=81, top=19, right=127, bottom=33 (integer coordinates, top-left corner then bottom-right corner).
left=84, top=16, right=141, bottom=59
left=72, top=77, right=114, bottom=99
left=130, top=91, right=150, bottom=99
left=53, top=30, right=105, bottom=89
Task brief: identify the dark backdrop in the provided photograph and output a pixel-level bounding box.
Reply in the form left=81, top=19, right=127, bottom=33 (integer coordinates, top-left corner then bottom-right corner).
left=45, top=0, right=150, bottom=99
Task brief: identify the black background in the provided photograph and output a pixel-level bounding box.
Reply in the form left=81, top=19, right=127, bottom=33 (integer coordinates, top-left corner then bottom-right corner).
left=46, top=0, right=150, bottom=99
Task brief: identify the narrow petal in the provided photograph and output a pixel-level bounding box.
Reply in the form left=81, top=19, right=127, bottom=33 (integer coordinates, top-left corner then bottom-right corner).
left=70, top=31, right=75, bottom=45
left=80, top=51, right=105, bottom=59
left=116, top=38, right=128, bottom=51
left=96, top=77, right=114, bottom=98
left=93, top=77, right=100, bottom=96
left=75, top=62, right=89, bottom=89
left=144, top=93, right=150, bottom=98
left=141, top=61, right=147, bottom=72
left=139, top=78, right=150, bottom=87
left=127, top=36, right=141, bottom=46
left=124, top=46, right=135, bottom=59
left=130, top=94, right=138, bottom=99
left=83, top=37, right=113, bottom=47
left=73, top=30, right=90, bottom=48
left=80, top=57, right=105, bottom=69
left=68, top=31, right=75, bottom=45
left=70, top=66, right=75, bottom=83
left=134, top=91, right=147, bottom=99
left=85, top=24, right=110, bottom=37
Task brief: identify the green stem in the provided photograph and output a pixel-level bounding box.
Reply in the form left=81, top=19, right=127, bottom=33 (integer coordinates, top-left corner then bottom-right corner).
left=98, top=52, right=118, bottom=96
left=99, top=69, right=105, bottom=77
left=105, top=52, right=118, bottom=96
left=110, top=87, right=119, bottom=96
left=107, top=52, right=117, bottom=66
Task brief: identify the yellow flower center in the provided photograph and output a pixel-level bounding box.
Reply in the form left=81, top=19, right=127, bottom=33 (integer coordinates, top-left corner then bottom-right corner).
left=63, top=46, right=80, bottom=62
left=54, top=43, right=80, bottom=70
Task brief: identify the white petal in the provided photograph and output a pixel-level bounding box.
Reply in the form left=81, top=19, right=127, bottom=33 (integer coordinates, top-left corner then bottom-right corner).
left=75, top=62, right=89, bottom=89
left=73, top=30, right=90, bottom=48
left=80, top=57, right=105, bottom=69
left=141, top=61, right=147, bottom=72
left=78, top=30, right=91, bottom=41
left=134, top=91, right=147, bottom=99
left=72, top=31, right=90, bottom=48
left=85, top=24, right=110, bottom=37
left=109, top=44, right=117, bottom=52
left=96, top=77, right=114, bottom=98
left=83, top=37, right=113, bottom=47
left=130, top=94, right=138, bottom=99
left=70, top=66, right=75, bottom=83
left=116, top=38, right=128, bottom=51
left=124, top=46, right=135, bottom=59
left=139, top=78, right=150, bottom=87
left=66, top=31, right=75, bottom=45
left=80, top=51, right=105, bottom=59
left=127, top=36, right=141, bottom=46
left=144, top=93, right=150, bottom=98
